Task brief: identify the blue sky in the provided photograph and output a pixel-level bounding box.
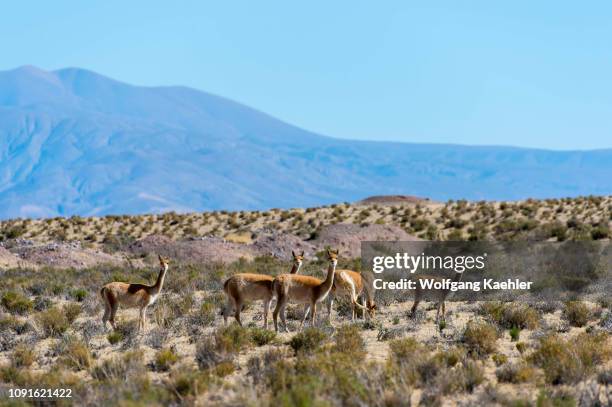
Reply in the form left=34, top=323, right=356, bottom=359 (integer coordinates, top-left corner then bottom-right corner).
left=1, top=1, right=611, bottom=150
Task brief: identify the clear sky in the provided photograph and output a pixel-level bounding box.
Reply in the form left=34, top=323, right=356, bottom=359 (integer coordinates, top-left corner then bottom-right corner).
left=1, top=1, right=611, bottom=150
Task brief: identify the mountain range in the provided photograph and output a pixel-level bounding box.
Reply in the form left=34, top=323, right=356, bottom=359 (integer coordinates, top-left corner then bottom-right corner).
left=0, top=65, right=610, bottom=219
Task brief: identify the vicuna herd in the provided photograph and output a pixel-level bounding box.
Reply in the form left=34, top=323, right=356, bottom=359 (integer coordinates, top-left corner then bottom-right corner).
left=100, top=249, right=456, bottom=333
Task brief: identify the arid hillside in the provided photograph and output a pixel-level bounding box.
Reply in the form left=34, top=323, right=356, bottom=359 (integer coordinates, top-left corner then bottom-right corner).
left=0, top=195, right=610, bottom=406
left=1, top=195, right=610, bottom=267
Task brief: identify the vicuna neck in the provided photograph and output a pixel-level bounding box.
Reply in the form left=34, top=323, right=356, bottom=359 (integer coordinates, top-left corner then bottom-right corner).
left=153, top=265, right=168, bottom=293
left=290, top=262, right=302, bottom=274
left=320, top=261, right=337, bottom=292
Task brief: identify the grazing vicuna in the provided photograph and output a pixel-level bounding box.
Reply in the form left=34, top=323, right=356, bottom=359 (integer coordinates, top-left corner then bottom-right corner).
left=272, top=249, right=338, bottom=332
left=410, top=269, right=464, bottom=323
left=100, top=255, right=169, bottom=331
left=304, top=269, right=376, bottom=323
left=222, top=250, right=304, bottom=329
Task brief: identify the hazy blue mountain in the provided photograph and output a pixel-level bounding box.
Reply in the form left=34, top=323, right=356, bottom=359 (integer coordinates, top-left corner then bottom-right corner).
left=0, top=65, right=610, bottom=219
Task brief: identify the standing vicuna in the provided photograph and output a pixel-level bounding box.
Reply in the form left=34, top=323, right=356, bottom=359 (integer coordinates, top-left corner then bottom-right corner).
left=410, top=268, right=464, bottom=323
left=304, top=269, right=376, bottom=323
left=273, top=249, right=338, bottom=332
left=100, top=254, right=170, bottom=331
left=222, top=250, right=304, bottom=329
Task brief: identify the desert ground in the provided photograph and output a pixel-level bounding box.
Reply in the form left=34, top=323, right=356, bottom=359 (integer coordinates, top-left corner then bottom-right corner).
left=0, top=195, right=610, bottom=406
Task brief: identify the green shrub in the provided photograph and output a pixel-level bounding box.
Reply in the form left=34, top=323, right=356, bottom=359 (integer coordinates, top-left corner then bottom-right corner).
left=107, top=331, right=123, bottom=345
left=215, top=324, right=253, bottom=353
left=461, top=321, right=498, bottom=357
left=71, top=288, right=88, bottom=302
left=1, top=291, right=33, bottom=315
left=563, top=301, right=590, bottom=327
left=36, top=307, right=69, bottom=337
left=529, top=333, right=611, bottom=384
left=249, top=327, right=276, bottom=346
left=509, top=326, right=521, bottom=342
left=154, top=348, right=178, bottom=372
left=289, top=327, right=327, bottom=354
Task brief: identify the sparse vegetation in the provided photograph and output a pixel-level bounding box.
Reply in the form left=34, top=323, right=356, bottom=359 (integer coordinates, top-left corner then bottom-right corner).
left=0, top=196, right=609, bottom=405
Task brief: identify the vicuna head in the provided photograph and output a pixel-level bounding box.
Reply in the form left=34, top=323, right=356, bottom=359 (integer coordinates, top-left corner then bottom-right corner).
left=327, top=249, right=339, bottom=266
left=292, top=250, right=305, bottom=267
left=158, top=254, right=170, bottom=270
left=366, top=300, right=377, bottom=318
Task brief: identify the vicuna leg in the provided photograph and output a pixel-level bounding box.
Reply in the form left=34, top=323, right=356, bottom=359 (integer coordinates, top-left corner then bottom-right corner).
left=102, top=300, right=111, bottom=329
left=441, top=301, right=446, bottom=322
left=139, top=306, right=147, bottom=332
left=411, top=294, right=421, bottom=317
left=222, top=298, right=233, bottom=326
left=280, top=303, right=289, bottom=332
left=326, top=295, right=334, bottom=324
left=299, top=304, right=309, bottom=331
left=109, top=301, right=119, bottom=330
left=273, top=294, right=287, bottom=332
left=310, top=303, right=318, bottom=327
left=233, top=298, right=243, bottom=327
left=263, top=298, right=271, bottom=330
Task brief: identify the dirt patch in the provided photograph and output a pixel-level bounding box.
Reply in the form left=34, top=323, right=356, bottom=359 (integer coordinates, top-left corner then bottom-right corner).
left=0, top=246, right=36, bottom=269
left=9, top=242, right=124, bottom=269
left=251, top=229, right=317, bottom=260
left=313, top=223, right=421, bottom=258
left=129, top=234, right=257, bottom=264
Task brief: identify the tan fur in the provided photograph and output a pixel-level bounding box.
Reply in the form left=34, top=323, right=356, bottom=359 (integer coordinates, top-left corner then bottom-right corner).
left=273, top=249, right=338, bottom=332
left=100, top=255, right=169, bottom=331
left=327, top=269, right=376, bottom=322
left=410, top=271, right=464, bottom=323
left=221, top=250, right=304, bottom=329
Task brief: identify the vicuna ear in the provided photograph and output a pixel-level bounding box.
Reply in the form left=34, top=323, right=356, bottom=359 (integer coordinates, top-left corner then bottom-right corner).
left=158, top=254, right=163, bottom=262
left=300, top=250, right=304, bottom=256
left=292, top=250, right=296, bottom=258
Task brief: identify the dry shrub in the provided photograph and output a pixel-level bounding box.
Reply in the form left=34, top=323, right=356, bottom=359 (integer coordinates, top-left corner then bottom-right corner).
left=11, top=343, right=36, bottom=368
left=92, top=350, right=146, bottom=382
left=332, top=324, right=365, bottom=360
left=166, top=367, right=215, bottom=402
left=529, top=332, right=611, bottom=384
left=563, top=301, right=590, bottom=327
left=461, top=321, right=498, bottom=357
left=496, top=362, right=541, bottom=384
left=58, top=337, right=92, bottom=371
left=63, top=303, right=82, bottom=324
left=196, top=325, right=252, bottom=371
left=36, top=307, right=69, bottom=337
left=478, top=302, right=540, bottom=329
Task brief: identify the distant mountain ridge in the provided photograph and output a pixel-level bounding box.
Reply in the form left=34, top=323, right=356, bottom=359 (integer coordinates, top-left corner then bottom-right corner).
left=0, top=65, right=610, bottom=219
